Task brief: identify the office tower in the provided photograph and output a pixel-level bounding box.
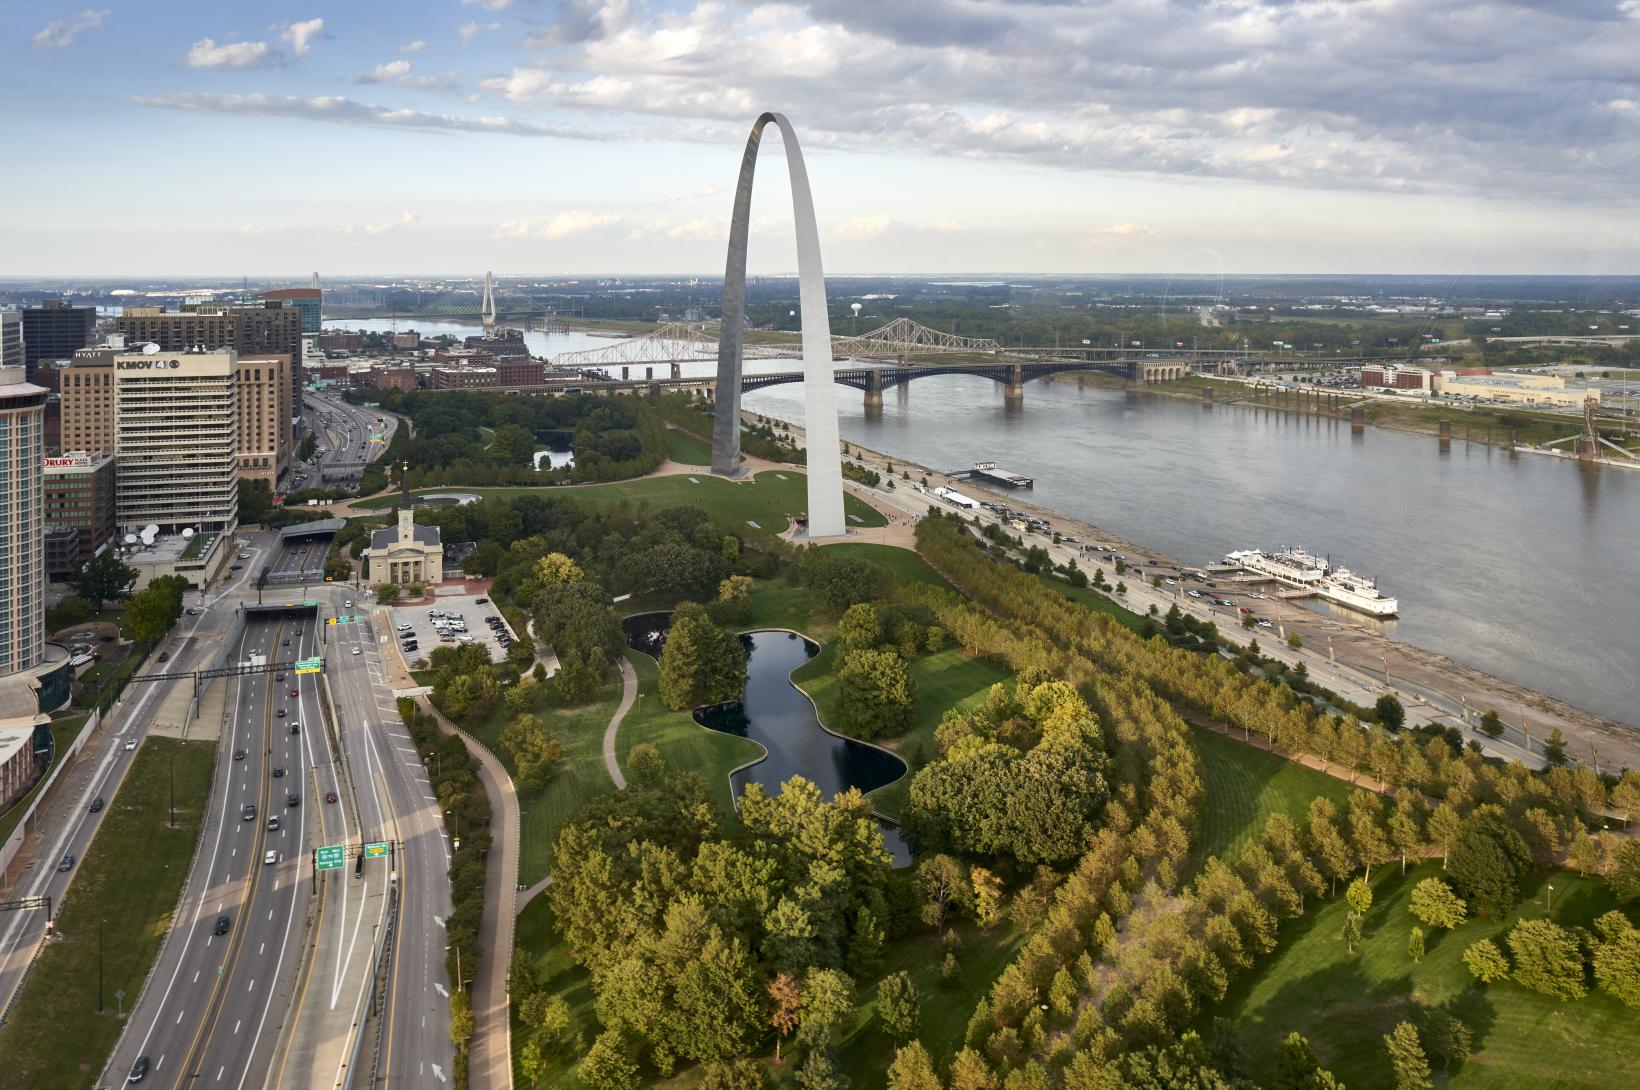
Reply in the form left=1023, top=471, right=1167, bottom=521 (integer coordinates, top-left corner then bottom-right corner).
left=112, top=347, right=238, bottom=536
left=21, top=300, right=95, bottom=368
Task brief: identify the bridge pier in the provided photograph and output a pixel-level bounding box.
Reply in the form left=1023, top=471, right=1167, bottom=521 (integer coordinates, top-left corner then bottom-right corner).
left=1003, top=364, right=1024, bottom=404
left=863, top=369, right=884, bottom=409
left=1351, top=405, right=1365, bottom=434
left=1439, top=419, right=1451, bottom=451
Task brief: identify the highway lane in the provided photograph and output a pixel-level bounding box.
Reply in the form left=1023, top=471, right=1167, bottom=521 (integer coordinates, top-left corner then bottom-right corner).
left=351, top=616, right=453, bottom=1089
left=105, top=614, right=318, bottom=1089
left=273, top=608, right=394, bottom=1089
left=0, top=604, right=230, bottom=1021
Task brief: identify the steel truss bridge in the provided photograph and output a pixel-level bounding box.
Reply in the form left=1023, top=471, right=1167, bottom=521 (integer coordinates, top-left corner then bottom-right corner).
left=553, top=317, right=1011, bottom=370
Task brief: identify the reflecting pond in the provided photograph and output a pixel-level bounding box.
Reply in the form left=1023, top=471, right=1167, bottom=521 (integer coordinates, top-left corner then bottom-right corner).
left=623, top=614, right=910, bottom=865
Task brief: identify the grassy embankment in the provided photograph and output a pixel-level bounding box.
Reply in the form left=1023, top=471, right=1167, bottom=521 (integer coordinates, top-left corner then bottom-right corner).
left=664, top=427, right=713, bottom=466
left=0, top=738, right=215, bottom=1090
left=0, top=715, right=92, bottom=845
left=356, top=470, right=887, bottom=536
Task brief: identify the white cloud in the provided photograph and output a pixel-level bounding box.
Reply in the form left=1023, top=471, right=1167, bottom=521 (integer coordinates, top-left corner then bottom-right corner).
left=626, top=217, right=724, bottom=242
left=1081, top=222, right=1154, bottom=249
left=31, top=9, right=110, bottom=49
left=132, top=92, right=604, bottom=139
left=831, top=214, right=893, bottom=241
left=463, top=0, right=513, bottom=9
left=356, top=60, right=457, bottom=91
left=280, top=18, right=328, bottom=58
left=497, top=211, right=623, bottom=239
left=185, top=37, right=274, bottom=69
left=336, top=211, right=420, bottom=235
left=459, top=21, right=501, bottom=44
left=400, top=40, right=428, bottom=53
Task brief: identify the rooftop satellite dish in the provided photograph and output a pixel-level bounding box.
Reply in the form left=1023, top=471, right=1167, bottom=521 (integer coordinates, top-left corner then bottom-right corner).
left=124, top=534, right=138, bottom=545
left=142, top=342, right=161, bottom=355
left=181, top=528, right=195, bottom=539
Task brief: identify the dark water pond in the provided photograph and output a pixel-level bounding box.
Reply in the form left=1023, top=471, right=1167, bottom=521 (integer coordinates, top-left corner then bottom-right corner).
left=623, top=613, right=910, bottom=865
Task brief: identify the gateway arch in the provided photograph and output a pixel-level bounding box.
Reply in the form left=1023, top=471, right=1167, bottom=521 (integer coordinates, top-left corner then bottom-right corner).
left=712, top=112, right=845, bottom=540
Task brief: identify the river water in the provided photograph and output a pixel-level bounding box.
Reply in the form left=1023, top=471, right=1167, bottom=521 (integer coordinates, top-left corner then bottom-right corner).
left=743, top=375, right=1640, bottom=730
left=326, top=318, right=1640, bottom=729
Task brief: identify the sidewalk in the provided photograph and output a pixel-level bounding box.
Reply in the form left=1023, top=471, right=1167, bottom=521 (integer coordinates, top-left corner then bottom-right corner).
left=415, top=694, right=517, bottom=1090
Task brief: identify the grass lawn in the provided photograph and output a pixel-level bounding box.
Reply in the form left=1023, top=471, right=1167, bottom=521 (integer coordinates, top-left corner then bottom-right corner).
left=1188, top=726, right=1353, bottom=865
left=665, top=427, right=713, bottom=466
left=358, top=471, right=887, bottom=536
left=461, top=671, right=626, bottom=889
left=0, top=715, right=91, bottom=845
left=617, top=649, right=762, bottom=819
left=1031, top=571, right=1150, bottom=634
left=794, top=643, right=1011, bottom=822
left=1215, top=864, right=1640, bottom=1090
left=0, top=738, right=215, bottom=1090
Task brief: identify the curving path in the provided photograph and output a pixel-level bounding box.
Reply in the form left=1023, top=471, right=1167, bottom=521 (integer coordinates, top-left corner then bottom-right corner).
left=602, top=657, right=637, bottom=790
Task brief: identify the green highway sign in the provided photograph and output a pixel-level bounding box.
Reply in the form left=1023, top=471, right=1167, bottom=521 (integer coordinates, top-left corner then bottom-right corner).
left=327, top=615, right=360, bottom=626
left=364, top=842, right=389, bottom=859
left=295, top=657, right=323, bottom=675
left=316, top=845, right=346, bottom=871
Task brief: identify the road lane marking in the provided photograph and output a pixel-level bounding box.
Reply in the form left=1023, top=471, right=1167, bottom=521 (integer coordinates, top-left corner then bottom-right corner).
left=192, top=971, right=200, bottom=983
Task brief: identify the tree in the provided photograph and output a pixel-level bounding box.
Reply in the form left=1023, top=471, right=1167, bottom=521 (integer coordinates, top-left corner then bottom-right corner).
left=71, top=550, right=138, bottom=610
left=1346, top=877, right=1373, bottom=916
left=797, top=1048, right=848, bottom=1090
left=578, top=1029, right=640, bottom=1090
left=1389, top=798, right=1424, bottom=875
left=1448, top=811, right=1531, bottom=916
left=491, top=422, right=538, bottom=465
left=1609, top=839, right=1640, bottom=903
left=916, top=855, right=967, bottom=930
left=837, top=603, right=882, bottom=651
left=796, top=968, right=855, bottom=1052
left=535, top=552, right=586, bottom=588
left=1543, top=726, right=1568, bottom=765
left=1421, top=1009, right=1472, bottom=1076
left=499, top=714, right=565, bottom=792
left=1375, top=694, right=1405, bottom=732
left=1462, top=939, right=1510, bottom=983
left=1507, top=918, right=1586, bottom=999
left=1408, top=877, right=1467, bottom=930
left=714, top=575, right=754, bottom=624
left=450, top=988, right=476, bottom=1052
left=886, top=1042, right=942, bottom=1090
left=1270, top=1031, right=1342, bottom=1090
left=1341, top=911, right=1363, bottom=955
left=1592, top=911, right=1640, bottom=1008
left=971, top=867, right=1005, bottom=928
left=699, top=1060, right=769, bottom=1090
left=1408, top=926, right=1425, bottom=964
left=1287, top=632, right=1302, bottom=650
left=877, top=971, right=921, bottom=1043
left=657, top=603, right=747, bottom=710
left=1568, top=833, right=1603, bottom=878
left=374, top=583, right=401, bottom=604
left=769, top=972, right=802, bottom=1064
left=125, top=576, right=188, bottom=645
left=948, top=1049, right=996, bottom=1090
left=1382, top=1021, right=1432, bottom=1090
left=837, top=648, right=915, bottom=739
left=1479, top=709, right=1503, bottom=738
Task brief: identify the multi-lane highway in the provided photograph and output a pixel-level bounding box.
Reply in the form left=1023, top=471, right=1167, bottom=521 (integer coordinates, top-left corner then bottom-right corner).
left=301, top=392, right=397, bottom=489
left=105, top=611, right=332, bottom=1089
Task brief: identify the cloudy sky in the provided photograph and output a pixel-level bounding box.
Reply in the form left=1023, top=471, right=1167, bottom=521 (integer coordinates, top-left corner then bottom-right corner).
left=5, top=0, right=1639, bottom=276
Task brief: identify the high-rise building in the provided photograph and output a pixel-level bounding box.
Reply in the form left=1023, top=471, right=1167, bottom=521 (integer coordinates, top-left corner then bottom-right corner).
left=258, top=287, right=321, bottom=333
left=235, top=354, right=291, bottom=487
left=0, top=312, right=22, bottom=370
left=43, top=450, right=116, bottom=567
left=21, top=300, right=95, bottom=368
left=112, top=347, right=238, bottom=537
left=57, top=345, right=117, bottom=455
left=116, top=302, right=303, bottom=438
left=0, top=368, right=48, bottom=676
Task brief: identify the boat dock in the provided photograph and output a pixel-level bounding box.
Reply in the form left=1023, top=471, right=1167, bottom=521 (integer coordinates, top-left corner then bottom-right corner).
left=952, top=461, right=1034, bottom=489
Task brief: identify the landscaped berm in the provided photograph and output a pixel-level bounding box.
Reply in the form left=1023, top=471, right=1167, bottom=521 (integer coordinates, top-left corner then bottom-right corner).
left=367, top=389, right=1639, bottom=1090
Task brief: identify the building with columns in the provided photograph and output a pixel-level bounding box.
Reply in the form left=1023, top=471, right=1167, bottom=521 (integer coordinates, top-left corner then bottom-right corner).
left=364, top=469, right=442, bottom=586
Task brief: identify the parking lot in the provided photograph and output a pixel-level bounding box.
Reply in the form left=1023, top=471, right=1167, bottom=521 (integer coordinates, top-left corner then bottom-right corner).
left=387, top=592, right=517, bottom=663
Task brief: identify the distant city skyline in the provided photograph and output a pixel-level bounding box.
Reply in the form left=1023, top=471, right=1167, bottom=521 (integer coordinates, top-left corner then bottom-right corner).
left=5, top=1, right=1639, bottom=276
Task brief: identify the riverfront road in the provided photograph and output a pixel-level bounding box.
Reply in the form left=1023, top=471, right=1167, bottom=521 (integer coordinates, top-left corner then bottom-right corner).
left=106, top=613, right=327, bottom=1090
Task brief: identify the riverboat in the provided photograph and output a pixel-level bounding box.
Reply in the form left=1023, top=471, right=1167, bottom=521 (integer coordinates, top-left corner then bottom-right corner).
left=1223, top=546, right=1399, bottom=617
